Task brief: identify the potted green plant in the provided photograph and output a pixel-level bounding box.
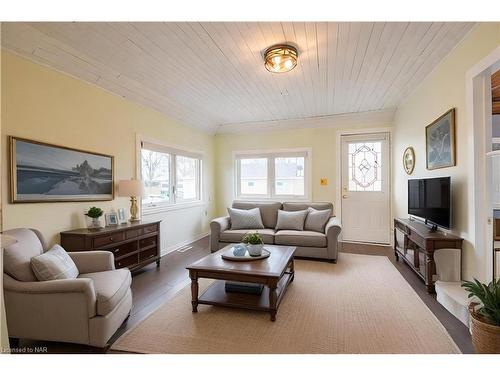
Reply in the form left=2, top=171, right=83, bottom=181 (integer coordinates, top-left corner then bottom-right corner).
left=85, top=207, right=104, bottom=229
left=242, top=232, right=264, bottom=257
left=462, top=278, right=500, bottom=353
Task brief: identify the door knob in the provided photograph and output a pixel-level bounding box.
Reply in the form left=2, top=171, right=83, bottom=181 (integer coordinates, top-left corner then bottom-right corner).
left=342, top=194, right=348, bottom=199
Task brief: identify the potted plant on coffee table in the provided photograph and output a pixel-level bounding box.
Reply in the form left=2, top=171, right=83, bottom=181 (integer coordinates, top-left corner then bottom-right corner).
left=85, top=206, right=104, bottom=229
left=462, top=278, right=500, bottom=353
left=242, top=232, right=264, bottom=257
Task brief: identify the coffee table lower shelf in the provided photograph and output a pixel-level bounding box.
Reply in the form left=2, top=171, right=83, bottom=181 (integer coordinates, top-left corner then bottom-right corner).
left=196, top=271, right=293, bottom=321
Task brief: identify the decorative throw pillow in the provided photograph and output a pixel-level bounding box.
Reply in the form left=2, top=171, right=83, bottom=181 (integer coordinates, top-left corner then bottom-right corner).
left=227, top=207, right=265, bottom=230
left=305, top=207, right=332, bottom=233
left=275, top=209, right=308, bottom=231
left=31, top=244, right=79, bottom=281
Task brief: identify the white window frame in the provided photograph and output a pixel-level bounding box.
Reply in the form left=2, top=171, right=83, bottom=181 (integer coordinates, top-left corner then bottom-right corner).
left=137, top=136, right=204, bottom=214
left=233, top=148, right=312, bottom=201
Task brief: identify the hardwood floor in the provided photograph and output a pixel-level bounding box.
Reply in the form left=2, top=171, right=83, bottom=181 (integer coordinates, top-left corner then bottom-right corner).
left=10, top=238, right=473, bottom=354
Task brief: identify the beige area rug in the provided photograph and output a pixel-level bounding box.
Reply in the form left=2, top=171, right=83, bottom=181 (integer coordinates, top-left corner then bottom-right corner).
left=112, top=253, right=460, bottom=354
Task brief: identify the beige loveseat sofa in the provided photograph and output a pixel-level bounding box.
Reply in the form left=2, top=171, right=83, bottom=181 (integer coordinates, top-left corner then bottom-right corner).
left=2, top=228, right=132, bottom=348
left=210, top=201, right=342, bottom=262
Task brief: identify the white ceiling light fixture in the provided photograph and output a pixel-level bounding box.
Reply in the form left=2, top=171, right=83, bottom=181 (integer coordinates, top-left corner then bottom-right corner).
left=264, top=44, right=298, bottom=73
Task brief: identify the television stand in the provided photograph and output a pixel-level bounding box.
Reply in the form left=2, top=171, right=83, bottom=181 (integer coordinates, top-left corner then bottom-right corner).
left=394, top=218, right=463, bottom=293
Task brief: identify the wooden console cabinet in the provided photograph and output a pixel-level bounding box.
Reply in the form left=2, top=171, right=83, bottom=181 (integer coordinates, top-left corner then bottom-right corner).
left=61, top=220, right=161, bottom=272
left=394, top=218, right=463, bottom=293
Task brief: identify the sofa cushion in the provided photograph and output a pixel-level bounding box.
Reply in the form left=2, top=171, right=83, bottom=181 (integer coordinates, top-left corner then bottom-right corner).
left=31, top=244, right=79, bottom=281
left=219, top=229, right=275, bottom=244
left=275, top=230, right=327, bottom=247
left=227, top=207, right=264, bottom=230
left=3, top=228, right=44, bottom=281
left=78, top=269, right=131, bottom=316
left=305, top=207, right=332, bottom=233
left=283, top=201, right=334, bottom=212
left=275, top=209, right=308, bottom=231
left=232, top=201, right=282, bottom=229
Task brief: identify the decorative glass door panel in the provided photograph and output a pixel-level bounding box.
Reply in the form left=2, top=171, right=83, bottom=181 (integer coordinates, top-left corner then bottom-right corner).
left=348, top=142, right=382, bottom=192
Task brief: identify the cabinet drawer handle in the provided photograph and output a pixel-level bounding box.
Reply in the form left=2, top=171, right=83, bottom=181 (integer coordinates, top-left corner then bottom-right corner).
left=114, top=248, right=120, bottom=253
left=110, top=237, right=114, bottom=241
left=117, top=262, right=121, bottom=267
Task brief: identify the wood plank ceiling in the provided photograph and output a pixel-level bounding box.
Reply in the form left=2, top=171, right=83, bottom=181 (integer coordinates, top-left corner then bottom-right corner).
left=1, top=22, right=475, bottom=133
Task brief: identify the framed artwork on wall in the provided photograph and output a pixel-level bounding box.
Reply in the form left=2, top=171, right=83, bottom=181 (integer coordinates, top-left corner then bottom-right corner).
left=425, top=108, right=456, bottom=170
left=9, top=136, right=114, bottom=203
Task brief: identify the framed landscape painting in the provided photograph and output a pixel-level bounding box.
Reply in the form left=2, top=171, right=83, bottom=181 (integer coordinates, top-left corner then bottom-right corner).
left=425, top=108, right=456, bottom=170
left=10, top=136, right=114, bottom=203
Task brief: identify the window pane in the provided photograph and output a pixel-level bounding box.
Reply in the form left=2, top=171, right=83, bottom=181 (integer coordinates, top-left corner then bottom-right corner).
left=275, top=157, right=305, bottom=196
left=141, top=149, right=170, bottom=205
left=348, top=141, right=382, bottom=192
left=176, top=156, right=199, bottom=201
left=240, top=158, right=268, bottom=195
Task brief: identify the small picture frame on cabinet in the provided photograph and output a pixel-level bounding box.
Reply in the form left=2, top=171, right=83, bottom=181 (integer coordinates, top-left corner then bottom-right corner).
left=117, top=208, right=127, bottom=224
left=105, top=212, right=119, bottom=226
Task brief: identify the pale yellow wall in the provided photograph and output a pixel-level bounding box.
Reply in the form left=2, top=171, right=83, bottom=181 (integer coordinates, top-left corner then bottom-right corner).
left=1, top=51, right=216, bottom=251
left=0, top=25, right=10, bottom=353
left=214, top=123, right=392, bottom=216
left=393, top=23, right=500, bottom=281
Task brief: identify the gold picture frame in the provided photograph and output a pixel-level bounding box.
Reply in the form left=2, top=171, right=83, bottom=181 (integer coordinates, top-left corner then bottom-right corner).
left=425, top=108, right=456, bottom=170
left=10, top=136, right=114, bottom=203
left=403, top=146, right=415, bottom=175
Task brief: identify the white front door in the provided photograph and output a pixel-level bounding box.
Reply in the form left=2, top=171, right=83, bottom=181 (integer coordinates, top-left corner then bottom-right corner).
left=341, top=133, right=391, bottom=244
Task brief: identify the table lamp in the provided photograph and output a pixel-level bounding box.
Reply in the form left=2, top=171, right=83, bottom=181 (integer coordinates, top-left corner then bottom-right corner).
left=118, top=179, right=145, bottom=222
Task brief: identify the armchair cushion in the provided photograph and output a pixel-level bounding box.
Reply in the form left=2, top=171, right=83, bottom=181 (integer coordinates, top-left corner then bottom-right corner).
left=78, top=269, right=131, bottom=316
left=3, top=228, right=44, bottom=281
left=68, top=251, right=115, bottom=273
left=31, top=245, right=79, bottom=281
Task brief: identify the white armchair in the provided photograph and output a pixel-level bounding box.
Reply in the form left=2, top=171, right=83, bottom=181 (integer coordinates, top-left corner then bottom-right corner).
left=2, top=228, right=132, bottom=348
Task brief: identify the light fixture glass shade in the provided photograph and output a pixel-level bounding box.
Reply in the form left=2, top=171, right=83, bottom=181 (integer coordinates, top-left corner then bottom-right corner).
left=118, top=179, right=145, bottom=197
left=264, top=44, right=298, bottom=73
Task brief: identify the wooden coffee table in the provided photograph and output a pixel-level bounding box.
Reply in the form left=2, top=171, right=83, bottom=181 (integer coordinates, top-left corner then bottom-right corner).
left=186, top=244, right=296, bottom=321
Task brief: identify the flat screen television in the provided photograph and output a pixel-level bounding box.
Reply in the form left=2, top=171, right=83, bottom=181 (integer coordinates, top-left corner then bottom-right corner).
left=408, top=177, right=451, bottom=230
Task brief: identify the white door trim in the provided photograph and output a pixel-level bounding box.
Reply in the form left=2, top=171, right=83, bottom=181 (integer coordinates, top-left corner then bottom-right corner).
left=335, top=127, right=393, bottom=245
left=465, top=46, right=500, bottom=282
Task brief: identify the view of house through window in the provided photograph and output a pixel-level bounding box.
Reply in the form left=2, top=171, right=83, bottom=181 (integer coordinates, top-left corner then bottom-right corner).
left=141, top=142, right=202, bottom=209
left=236, top=150, right=308, bottom=199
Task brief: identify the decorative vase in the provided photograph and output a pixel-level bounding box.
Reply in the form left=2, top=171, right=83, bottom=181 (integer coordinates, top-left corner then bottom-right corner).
left=232, top=244, right=247, bottom=257
left=469, top=303, right=500, bottom=353
left=88, top=217, right=102, bottom=229
left=247, top=244, right=264, bottom=257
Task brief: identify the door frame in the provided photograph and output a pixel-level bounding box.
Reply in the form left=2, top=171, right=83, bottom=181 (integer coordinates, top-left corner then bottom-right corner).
left=335, top=127, right=393, bottom=245
left=465, top=46, right=500, bottom=282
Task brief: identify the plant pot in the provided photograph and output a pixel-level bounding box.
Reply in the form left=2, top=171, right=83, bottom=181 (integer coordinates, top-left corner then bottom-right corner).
left=247, top=244, right=263, bottom=257
left=88, top=217, right=103, bottom=229
left=469, top=302, right=500, bottom=353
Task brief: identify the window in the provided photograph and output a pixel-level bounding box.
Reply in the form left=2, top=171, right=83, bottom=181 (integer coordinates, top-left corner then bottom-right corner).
left=141, top=140, right=202, bottom=210
left=235, top=150, right=309, bottom=199
left=347, top=141, right=382, bottom=192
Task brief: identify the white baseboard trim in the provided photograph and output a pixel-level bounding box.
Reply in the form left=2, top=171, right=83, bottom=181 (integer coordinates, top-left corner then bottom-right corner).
left=160, top=232, right=210, bottom=257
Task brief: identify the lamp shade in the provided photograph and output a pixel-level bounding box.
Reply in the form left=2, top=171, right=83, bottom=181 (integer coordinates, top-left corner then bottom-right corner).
left=118, top=179, right=145, bottom=197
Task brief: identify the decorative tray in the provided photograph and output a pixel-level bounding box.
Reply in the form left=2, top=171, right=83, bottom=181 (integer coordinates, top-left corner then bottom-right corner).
left=221, top=247, right=271, bottom=261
